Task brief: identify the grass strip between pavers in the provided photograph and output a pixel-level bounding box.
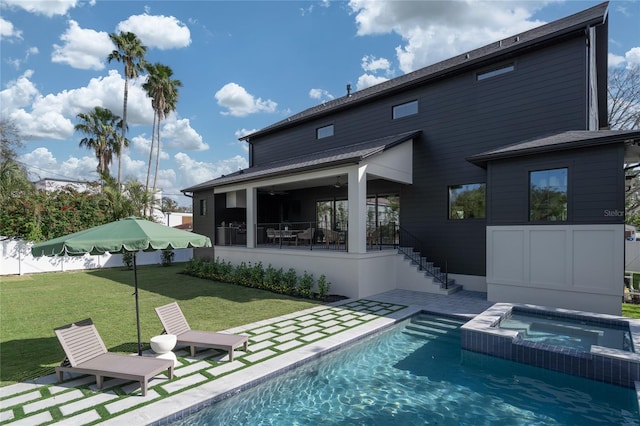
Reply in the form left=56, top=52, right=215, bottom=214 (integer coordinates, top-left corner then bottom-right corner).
left=0, top=300, right=408, bottom=426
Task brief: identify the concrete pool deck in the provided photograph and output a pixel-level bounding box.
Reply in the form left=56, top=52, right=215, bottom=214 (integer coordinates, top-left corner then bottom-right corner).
left=0, top=290, right=552, bottom=424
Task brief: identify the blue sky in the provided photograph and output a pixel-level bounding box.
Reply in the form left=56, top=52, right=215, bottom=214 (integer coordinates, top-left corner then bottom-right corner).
left=1, top=0, right=639, bottom=207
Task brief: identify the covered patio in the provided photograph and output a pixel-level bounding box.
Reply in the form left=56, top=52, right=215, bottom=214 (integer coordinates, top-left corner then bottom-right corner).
left=182, top=132, right=421, bottom=299
left=184, top=131, right=418, bottom=255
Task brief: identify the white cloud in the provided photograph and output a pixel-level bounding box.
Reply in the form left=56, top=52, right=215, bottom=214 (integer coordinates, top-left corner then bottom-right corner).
left=0, top=69, right=39, bottom=114
left=361, top=55, right=390, bottom=73
left=1, top=69, right=154, bottom=140
left=609, top=53, right=626, bottom=68
left=160, top=117, right=208, bottom=151
left=215, top=82, right=277, bottom=117
left=3, top=0, right=80, bottom=17
left=116, top=14, right=191, bottom=49
left=0, top=17, right=22, bottom=40
left=20, top=147, right=99, bottom=182
left=626, top=47, right=640, bottom=66
left=235, top=128, right=256, bottom=139
left=309, top=88, right=334, bottom=101
left=349, top=0, right=547, bottom=73
left=174, top=152, right=248, bottom=189
left=234, top=128, right=254, bottom=153
left=356, top=73, right=388, bottom=91
left=51, top=20, right=112, bottom=70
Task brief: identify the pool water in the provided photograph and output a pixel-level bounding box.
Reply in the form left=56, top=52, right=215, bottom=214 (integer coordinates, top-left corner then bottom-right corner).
left=498, top=312, right=633, bottom=352
left=172, top=314, right=639, bottom=425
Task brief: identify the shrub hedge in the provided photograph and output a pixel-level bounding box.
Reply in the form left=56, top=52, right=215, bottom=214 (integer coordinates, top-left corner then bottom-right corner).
left=183, top=257, right=331, bottom=301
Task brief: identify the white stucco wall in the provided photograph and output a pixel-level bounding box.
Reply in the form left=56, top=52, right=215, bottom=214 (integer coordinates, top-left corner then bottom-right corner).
left=486, top=224, right=624, bottom=315
left=215, top=247, right=471, bottom=299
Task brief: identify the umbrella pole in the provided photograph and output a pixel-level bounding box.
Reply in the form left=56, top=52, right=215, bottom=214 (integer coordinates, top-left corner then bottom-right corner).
left=134, top=253, right=142, bottom=356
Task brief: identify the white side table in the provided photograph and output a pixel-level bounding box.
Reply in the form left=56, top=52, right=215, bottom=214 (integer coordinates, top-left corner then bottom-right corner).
left=150, top=334, right=178, bottom=367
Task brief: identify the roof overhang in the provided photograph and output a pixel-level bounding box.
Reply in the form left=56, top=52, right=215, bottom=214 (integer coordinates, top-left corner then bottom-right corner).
left=466, top=129, right=640, bottom=168
left=182, top=130, right=420, bottom=194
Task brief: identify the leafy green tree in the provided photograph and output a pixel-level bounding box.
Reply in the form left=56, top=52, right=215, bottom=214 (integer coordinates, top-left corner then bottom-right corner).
left=143, top=63, right=182, bottom=194
left=108, top=31, right=148, bottom=188
left=1, top=117, right=23, bottom=163
left=124, top=178, right=157, bottom=219
left=530, top=187, right=567, bottom=221
left=162, top=196, right=179, bottom=212
left=450, top=185, right=486, bottom=219
left=75, top=107, right=121, bottom=177
left=97, top=173, right=136, bottom=221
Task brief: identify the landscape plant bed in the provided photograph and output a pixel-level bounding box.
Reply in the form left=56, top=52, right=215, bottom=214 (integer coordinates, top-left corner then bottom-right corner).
left=183, top=257, right=341, bottom=302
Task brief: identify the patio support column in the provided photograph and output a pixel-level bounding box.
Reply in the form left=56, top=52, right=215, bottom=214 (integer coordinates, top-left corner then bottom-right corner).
left=246, top=187, right=257, bottom=248
left=347, top=165, right=367, bottom=253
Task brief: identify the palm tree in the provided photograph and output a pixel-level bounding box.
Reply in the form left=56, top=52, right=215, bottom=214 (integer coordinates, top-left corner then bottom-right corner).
left=75, top=107, right=121, bottom=178
left=142, top=63, right=182, bottom=193
left=108, top=31, right=148, bottom=189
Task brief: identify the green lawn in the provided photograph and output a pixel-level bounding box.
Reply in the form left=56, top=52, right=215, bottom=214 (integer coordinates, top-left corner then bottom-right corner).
left=0, top=263, right=322, bottom=387
left=3, top=265, right=638, bottom=388
left=623, top=303, right=640, bottom=318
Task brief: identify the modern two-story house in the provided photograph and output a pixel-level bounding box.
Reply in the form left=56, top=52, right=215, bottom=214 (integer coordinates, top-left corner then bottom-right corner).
left=183, top=2, right=640, bottom=315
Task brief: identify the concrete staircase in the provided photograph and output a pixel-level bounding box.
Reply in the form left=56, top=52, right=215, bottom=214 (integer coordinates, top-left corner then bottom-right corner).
left=397, top=247, right=463, bottom=295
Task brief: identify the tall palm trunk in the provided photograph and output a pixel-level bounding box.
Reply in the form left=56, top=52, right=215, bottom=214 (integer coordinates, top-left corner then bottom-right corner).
left=118, top=76, right=129, bottom=190
left=144, top=111, right=157, bottom=215
left=152, top=117, right=161, bottom=193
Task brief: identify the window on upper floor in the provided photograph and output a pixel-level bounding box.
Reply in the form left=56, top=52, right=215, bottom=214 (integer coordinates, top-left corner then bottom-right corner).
left=316, top=124, right=334, bottom=139
left=392, top=100, right=418, bottom=119
left=449, top=183, right=486, bottom=219
left=476, top=63, right=515, bottom=81
left=529, top=168, right=568, bottom=222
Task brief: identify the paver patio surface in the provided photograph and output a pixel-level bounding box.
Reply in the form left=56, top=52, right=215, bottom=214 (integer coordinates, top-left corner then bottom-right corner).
left=0, top=290, right=492, bottom=425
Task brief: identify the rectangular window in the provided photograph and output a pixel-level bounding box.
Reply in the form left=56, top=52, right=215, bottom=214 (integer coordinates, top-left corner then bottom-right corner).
left=449, top=183, right=486, bottom=219
left=316, top=124, right=334, bottom=139
left=476, top=64, right=515, bottom=81
left=529, top=168, right=567, bottom=221
left=199, top=199, right=207, bottom=216
left=392, top=100, right=418, bottom=119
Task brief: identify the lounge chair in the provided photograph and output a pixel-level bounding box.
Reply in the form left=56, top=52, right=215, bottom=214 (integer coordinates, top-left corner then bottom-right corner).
left=155, top=302, right=249, bottom=361
left=54, top=319, right=174, bottom=396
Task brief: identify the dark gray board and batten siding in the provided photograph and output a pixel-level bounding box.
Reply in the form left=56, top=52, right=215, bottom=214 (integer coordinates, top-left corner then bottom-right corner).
left=246, top=33, right=591, bottom=277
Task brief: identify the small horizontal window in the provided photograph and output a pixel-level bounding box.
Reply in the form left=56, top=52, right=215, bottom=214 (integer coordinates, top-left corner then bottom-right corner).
left=316, top=124, right=334, bottom=139
left=449, top=183, right=486, bottom=219
left=476, top=64, right=515, bottom=81
left=392, top=100, right=418, bottom=119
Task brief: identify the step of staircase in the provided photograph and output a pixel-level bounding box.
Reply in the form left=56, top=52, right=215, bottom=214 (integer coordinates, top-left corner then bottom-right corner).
left=397, top=247, right=463, bottom=295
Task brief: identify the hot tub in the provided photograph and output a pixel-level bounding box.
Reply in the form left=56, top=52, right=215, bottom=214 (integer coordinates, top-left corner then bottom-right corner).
left=461, top=303, right=640, bottom=388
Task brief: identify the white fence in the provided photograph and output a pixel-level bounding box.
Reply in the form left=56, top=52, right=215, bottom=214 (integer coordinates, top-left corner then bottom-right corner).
left=1, top=239, right=194, bottom=276
left=626, top=240, right=640, bottom=272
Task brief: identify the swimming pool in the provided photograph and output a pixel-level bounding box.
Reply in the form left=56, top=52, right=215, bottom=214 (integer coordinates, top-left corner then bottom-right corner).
left=171, top=313, right=639, bottom=425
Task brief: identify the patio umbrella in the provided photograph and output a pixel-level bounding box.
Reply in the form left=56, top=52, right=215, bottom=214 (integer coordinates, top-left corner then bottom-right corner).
left=31, top=216, right=212, bottom=355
